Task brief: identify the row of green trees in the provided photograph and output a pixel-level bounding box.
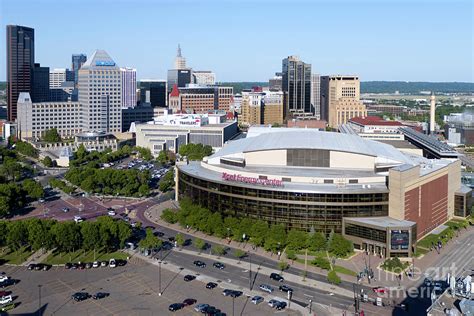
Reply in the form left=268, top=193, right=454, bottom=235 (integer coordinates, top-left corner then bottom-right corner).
left=71, top=145, right=153, bottom=167
left=0, top=216, right=132, bottom=253
left=159, top=170, right=175, bottom=192
left=157, top=150, right=176, bottom=165
left=178, top=143, right=213, bottom=161
left=65, top=167, right=150, bottom=197
left=49, top=178, right=75, bottom=195
left=161, top=198, right=353, bottom=257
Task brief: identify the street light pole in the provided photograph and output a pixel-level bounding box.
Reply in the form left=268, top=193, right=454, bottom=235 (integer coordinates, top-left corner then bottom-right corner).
left=158, top=250, right=162, bottom=296
left=38, top=284, right=42, bottom=312
left=232, top=296, right=235, bottom=316
left=248, top=250, right=252, bottom=290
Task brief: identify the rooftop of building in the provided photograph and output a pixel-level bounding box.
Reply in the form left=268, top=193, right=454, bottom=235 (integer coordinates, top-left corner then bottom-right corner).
left=349, top=116, right=403, bottom=126
left=81, top=50, right=118, bottom=69
left=344, top=216, right=416, bottom=228
left=377, top=140, right=419, bottom=150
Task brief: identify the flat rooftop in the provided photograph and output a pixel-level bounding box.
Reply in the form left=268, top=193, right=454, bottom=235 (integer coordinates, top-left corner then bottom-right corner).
left=344, top=216, right=416, bottom=228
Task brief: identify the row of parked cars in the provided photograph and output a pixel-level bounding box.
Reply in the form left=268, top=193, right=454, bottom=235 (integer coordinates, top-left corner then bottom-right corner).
left=0, top=274, right=17, bottom=312
left=65, top=258, right=126, bottom=269
left=72, top=291, right=110, bottom=302
left=169, top=299, right=227, bottom=315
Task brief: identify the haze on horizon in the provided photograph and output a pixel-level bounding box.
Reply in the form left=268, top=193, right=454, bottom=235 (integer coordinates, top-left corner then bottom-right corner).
left=0, top=0, right=472, bottom=82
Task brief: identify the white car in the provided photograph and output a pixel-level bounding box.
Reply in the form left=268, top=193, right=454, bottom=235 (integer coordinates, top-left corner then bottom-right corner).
left=92, top=261, right=99, bottom=268
left=108, top=210, right=116, bottom=216
left=0, top=295, right=12, bottom=305
left=0, top=275, right=9, bottom=282
left=74, top=217, right=83, bottom=223
left=109, top=259, right=116, bottom=268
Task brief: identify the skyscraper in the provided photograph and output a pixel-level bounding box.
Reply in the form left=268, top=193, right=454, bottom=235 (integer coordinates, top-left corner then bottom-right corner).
left=311, top=73, right=321, bottom=119
left=78, top=50, right=122, bottom=133
left=31, top=63, right=50, bottom=103
left=50, top=68, right=74, bottom=88
left=139, top=80, right=167, bottom=107
left=121, top=67, right=137, bottom=108
left=320, top=75, right=366, bottom=128
left=282, top=56, right=312, bottom=118
left=72, top=54, right=87, bottom=86
left=174, top=44, right=186, bottom=69
left=192, top=71, right=216, bottom=86
left=167, top=69, right=192, bottom=89
left=6, top=25, right=35, bottom=121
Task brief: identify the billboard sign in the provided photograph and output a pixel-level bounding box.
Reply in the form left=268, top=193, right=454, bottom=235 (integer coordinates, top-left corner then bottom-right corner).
left=390, top=230, right=409, bottom=250
left=222, top=172, right=283, bottom=187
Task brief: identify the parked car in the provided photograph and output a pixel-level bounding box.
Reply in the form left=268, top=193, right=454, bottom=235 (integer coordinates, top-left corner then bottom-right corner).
left=0, top=279, right=17, bottom=288
left=154, top=231, right=165, bottom=237
left=28, top=264, right=37, bottom=270
left=85, top=262, right=92, bottom=269
left=184, top=275, right=196, bottom=282
left=109, top=259, right=116, bottom=268
left=183, top=298, right=197, bottom=306
left=213, top=262, right=225, bottom=269
left=168, top=303, right=184, bottom=312
left=222, top=289, right=233, bottom=297
left=251, top=296, right=264, bottom=304
left=92, top=292, right=109, bottom=300
left=423, top=277, right=433, bottom=287
left=65, top=263, right=72, bottom=269
left=372, top=287, right=388, bottom=294
left=270, top=273, right=284, bottom=282
left=71, top=292, right=90, bottom=302
left=107, top=209, right=116, bottom=216
left=0, top=295, right=12, bottom=305
left=193, top=260, right=206, bottom=268
left=0, top=275, right=8, bottom=283
left=101, top=261, right=107, bottom=267
left=194, top=303, right=209, bottom=312
left=206, top=282, right=218, bottom=289
left=92, top=261, right=99, bottom=268
left=229, top=290, right=242, bottom=298
left=275, top=301, right=287, bottom=310
left=0, top=302, right=15, bottom=312
left=259, top=284, right=274, bottom=293
left=268, top=299, right=279, bottom=308
left=62, top=207, right=69, bottom=213
left=0, top=290, right=11, bottom=297
left=279, top=285, right=293, bottom=293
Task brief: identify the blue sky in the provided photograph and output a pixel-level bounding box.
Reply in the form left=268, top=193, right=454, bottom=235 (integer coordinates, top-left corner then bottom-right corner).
left=1, top=0, right=472, bottom=82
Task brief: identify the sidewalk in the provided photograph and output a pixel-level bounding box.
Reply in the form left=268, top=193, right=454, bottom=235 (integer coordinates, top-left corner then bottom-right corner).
left=24, top=249, right=53, bottom=266
left=125, top=249, right=345, bottom=316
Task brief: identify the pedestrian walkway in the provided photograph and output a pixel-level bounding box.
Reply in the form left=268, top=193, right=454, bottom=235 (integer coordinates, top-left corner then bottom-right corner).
left=24, top=249, right=53, bottom=266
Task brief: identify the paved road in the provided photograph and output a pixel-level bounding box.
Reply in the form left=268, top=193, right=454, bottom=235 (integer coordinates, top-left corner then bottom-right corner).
left=136, top=205, right=394, bottom=316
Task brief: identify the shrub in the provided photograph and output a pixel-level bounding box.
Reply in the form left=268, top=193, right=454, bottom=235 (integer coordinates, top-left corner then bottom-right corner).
left=327, top=270, right=341, bottom=285
left=311, top=257, right=331, bottom=270
left=161, top=209, right=178, bottom=224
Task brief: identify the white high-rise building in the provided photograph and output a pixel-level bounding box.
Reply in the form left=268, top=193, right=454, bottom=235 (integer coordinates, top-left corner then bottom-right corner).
left=311, top=73, right=321, bottom=119
left=193, top=71, right=216, bottom=86
left=78, top=50, right=122, bottom=133
left=121, top=67, right=137, bottom=108
left=174, top=44, right=187, bottom=69
left=50, top=68, right=73, bottom=88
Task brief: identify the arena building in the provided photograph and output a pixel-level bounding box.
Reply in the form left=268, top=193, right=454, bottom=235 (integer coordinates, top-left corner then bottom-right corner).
left=176, top=128, right=469, bottom=257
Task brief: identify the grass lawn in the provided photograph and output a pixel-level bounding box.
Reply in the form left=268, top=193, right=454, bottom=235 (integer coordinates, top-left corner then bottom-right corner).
left=334, top=265, right=357, bottom=277
left=43, top=249, right=128, bottom=265
left=0, top=247, right=34, bottom=265
left=296, top=250, right=326, bottom=257
left=414, top=246, right=429, bottom=258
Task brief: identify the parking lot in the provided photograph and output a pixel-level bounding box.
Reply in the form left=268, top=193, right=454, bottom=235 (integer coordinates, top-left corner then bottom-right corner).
left=1, top=258, right=299, bottom=315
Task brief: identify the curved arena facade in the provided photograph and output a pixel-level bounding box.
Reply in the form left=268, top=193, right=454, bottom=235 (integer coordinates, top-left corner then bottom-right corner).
left=176, top=129, right=465, bottom=257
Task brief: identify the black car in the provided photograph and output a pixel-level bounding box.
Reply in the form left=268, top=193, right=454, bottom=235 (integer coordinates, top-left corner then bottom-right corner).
left=169, top=303, right=184, bottom=311
left=194, top=260, right=206, bottom=268
left=275, top=301, right=287, bottom=310
left=230, top=290, right=242, bottom=298
left=184, top=275, right=196, bottom=282
left=72, top=292, right=90, bottom=302
left=206, top=282, right=218, bottom=289
left=65, top=263, right=72, bottom=269
left=183, top=298, right=197, bottom=306
left=34, top=264, right=43, bottom=271
left=71, top=263, right=79, bottom=269
left=28, top=264, right=37, bottom=270
left=92, top=292, right=109, bottom=300
left=203, top=306, right=220, bottom=315
left=154, top=231, right=165, bottom=237
left=279, top=285, right=293, bottom=293
left=270, top=273, right=284, bottom=282
left=85, top=262, right=92, bottom=269
left=0, top=279, right=17, bottom=288
left=168, top=236, right=175, bottom=242
left=116, top=259, right=127, bottom=266
left=213, top=262, right=225, bottom=269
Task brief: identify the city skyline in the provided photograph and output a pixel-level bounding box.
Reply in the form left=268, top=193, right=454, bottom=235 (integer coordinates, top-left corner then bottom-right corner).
left=1, top=0, right=472, bottom=82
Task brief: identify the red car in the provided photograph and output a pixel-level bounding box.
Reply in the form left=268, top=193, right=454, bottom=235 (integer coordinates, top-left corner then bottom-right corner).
left=0, top=290, right=11, bottom=297
left=372, top=287, right=388, bottom=294
left=183, top=298, right=197, bottom=306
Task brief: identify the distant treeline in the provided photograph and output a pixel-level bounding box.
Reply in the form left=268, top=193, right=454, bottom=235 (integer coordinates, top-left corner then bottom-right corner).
left=361, top=81, right=474, bottom=94
left=220, top=81, right=474, bottom=94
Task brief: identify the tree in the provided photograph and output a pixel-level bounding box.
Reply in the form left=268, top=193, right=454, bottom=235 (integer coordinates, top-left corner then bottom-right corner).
left=161, top=209, right=178, bottom=224
left=286, top=229, right=307, bottom=250
left=80, top=222, right=100, bottom=251
left=249, top=220, right=269, bottom=247
left=22, top=179, right=44, bottom=200
left=327, top=270, right=341, bottom=285
left=134, top=146, right=153, bottom=161
left=311, top=257, right=331, bottom=270
left=42, top=156, right=54, bottom=167
left=159, top=170, right=175, bottom=192
left=117, top=220, right=132, bottom=249
left=52, top=221, right=82, bottom=252
left=0, top=221, right=7, bottom=247
left=194, top=238, right=206, bottom=254
left=234, top=249, right=246, bottom=263
left=14, top=141, right=38, bottom=158
left=175, top=233, right=185, bottom=248
left=7, top=220, right=28, bottom=250
left=328, top=234, right=353, bottom=258
left=157, top=150, right=168, bottom=165
left=264, top=224, right=287, bottom=253
left=307, top=232, right=327, bottom=252
left=139, top=228, right=163, bottom=250
left=178, top=143, right=213, bottom=161
left=278, top=260, right=289, bottom=272
left=212, top=245, right=225, bottom=257
left=42, top=128, right=62, bottom=143
left=286, top=249, right=297, bottom=261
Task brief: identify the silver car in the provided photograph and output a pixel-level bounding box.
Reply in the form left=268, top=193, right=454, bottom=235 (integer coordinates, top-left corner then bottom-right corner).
left=259, top=284, right=274, bottom=293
